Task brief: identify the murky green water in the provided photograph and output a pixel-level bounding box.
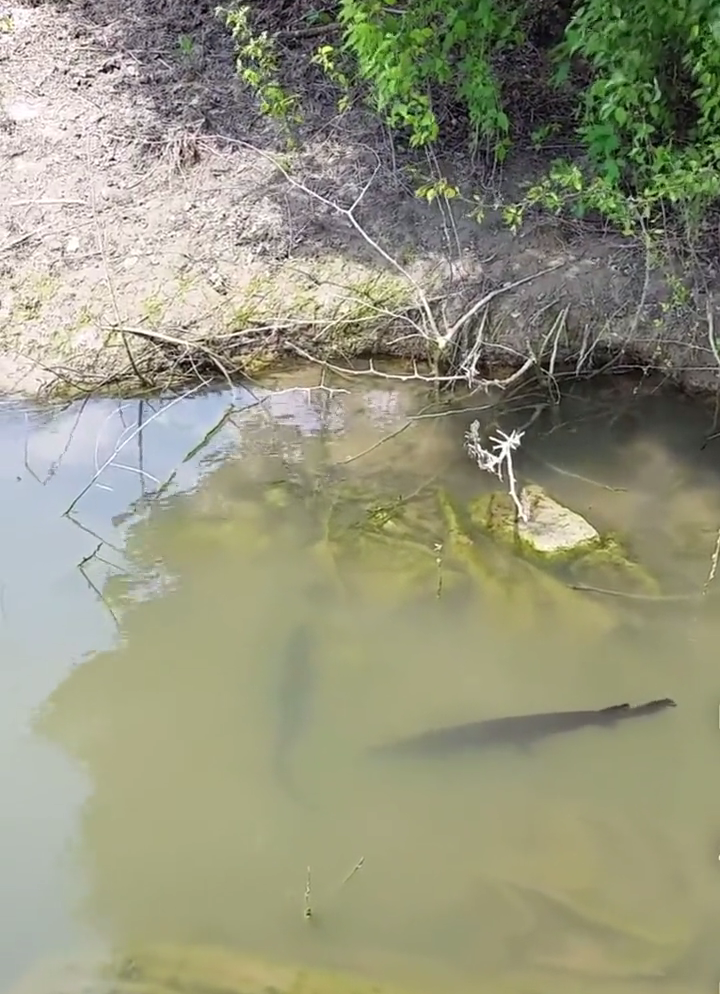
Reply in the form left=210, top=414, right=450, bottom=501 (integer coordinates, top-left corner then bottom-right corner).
left=1, top=371, right=718, bottom=994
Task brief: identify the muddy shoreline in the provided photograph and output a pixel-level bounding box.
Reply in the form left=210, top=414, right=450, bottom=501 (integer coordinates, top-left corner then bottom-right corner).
left=1, top=2, right=719, bottom=401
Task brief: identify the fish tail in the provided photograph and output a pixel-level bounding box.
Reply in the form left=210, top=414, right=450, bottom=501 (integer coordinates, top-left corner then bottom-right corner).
left=599, top=702, right=631, bottom=714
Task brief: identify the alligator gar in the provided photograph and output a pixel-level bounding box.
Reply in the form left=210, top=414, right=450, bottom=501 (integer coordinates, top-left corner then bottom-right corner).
left=272, top=622, right=314, bottom=803
left=371, top=698, right=677, bottom=758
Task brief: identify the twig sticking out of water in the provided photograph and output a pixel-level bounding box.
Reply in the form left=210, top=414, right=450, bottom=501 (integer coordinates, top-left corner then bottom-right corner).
left=465, top=420, right=526, bottom=521
left=338, top=855, right=366, bottom=890
left=301, top=856, right=366, bottom=923
left=702, top=526, right=720, bottom=596
left=434, top=542, right=443, bottom=599
left=303, top=865, right=313, bottom=921
left=323, top=855, right=367, bottom=913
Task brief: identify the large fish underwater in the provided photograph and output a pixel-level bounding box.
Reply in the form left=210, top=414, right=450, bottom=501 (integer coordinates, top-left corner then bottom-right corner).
left=272, top=622, right=315, bottom=804
left=370, top=698, right=677, bottom=758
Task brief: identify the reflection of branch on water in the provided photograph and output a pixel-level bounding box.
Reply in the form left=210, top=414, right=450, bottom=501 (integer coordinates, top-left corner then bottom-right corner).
left=64, top=383, right=206, bottom=516
left=570, top=583, right=700, bottom=603
left=66, top=513, right=126, bottom=557
left=23, top=397, right=90, bottom=485
left=77, top=542, right=122, bottom=629
left=341, top=419, right=414, bottom=466
left=137, top=401, right=146, bottom=498
left=181, top=404, right=237, bottom=464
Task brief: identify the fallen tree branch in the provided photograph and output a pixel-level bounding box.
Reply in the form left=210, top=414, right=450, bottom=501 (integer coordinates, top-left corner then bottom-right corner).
left=286, top=340, right=538, bottom=392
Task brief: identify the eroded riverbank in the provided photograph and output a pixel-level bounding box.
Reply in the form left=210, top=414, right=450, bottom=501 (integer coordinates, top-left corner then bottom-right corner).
left=2, top=3, right=720, bottom=401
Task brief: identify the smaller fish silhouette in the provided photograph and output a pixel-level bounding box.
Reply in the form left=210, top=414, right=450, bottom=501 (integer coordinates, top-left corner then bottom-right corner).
left=273, top=622, right=314, bottom=804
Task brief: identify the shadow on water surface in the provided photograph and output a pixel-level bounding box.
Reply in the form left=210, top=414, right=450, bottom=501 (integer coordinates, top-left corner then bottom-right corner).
left=1, top=370, right=719, bottom=994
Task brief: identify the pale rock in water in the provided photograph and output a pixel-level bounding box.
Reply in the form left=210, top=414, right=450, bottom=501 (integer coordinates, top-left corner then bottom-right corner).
left=517, top=484, right=599, bottom=554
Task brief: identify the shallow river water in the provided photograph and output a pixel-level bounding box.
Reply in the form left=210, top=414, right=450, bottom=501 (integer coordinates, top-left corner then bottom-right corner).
left=0, top=368, right=718, bottom=994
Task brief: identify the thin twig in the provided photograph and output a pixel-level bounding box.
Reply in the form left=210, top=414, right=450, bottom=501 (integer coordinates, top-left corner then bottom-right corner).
left=702, top=526, right=720, bottom=596
left=23, top=397, right=90, bottom=485
left=434, top=542, right=443, bottom=598
left=337, top=855, right=365, bottom=890
left=66, top=513, right=127, bottom=556
left=0, top=233, right=34, bottom=252
left=277, top=21, right=341, bottom=38
left=8, top=198, right=87, bottom=206
left=304, top=866, right=313, bottom=920
left=137, top=401, right=147, bottom=498
left=569, top=583, right=700, bottom=602
left=340, top=419, right=414, bottom=465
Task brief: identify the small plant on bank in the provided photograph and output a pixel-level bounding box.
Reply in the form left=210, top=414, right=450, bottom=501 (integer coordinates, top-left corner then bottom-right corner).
left=216, top=3, right=303, bottom=135
left=310, top=45, right=353, bottom=113
left=177, top=34, right=195, bottom=57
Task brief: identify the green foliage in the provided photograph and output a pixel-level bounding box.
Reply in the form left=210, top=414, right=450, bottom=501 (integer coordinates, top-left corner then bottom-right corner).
left=216, top=0, right=720, bottom=241
left=311, top=44, right=353, bottom=112
left=216, top=3, right=302, bottom=130
left=551, top=0, right=720, bottom=231
left=337, top=0, right=522, bottom=148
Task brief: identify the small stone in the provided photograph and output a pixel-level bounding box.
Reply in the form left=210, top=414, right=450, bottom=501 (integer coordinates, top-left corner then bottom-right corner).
left=2, top=98, right=39, bottom=122
left=518, top=484, right=599, bottom=554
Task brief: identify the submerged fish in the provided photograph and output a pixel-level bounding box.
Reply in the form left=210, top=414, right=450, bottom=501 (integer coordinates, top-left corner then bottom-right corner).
left=272, top=622, right=314, bottom=803
left=371, top=698, right=677, bottom=758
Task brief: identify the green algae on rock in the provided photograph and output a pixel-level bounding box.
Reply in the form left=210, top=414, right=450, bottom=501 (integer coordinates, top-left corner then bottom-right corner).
left=467, top=485, right=658, bottom=594
left=437, top=488, right=617, bottom=639
left=469, top=486, right=601, bottom=558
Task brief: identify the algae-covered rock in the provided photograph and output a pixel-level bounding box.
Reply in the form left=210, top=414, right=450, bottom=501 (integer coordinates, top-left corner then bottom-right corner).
left=470, top=486, right=600, bottom=557
left=518, top=485, right=600, bottom=554
left=438, top=489, right=616, bottom=639
left=467, top=486, right=659, bottom=595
